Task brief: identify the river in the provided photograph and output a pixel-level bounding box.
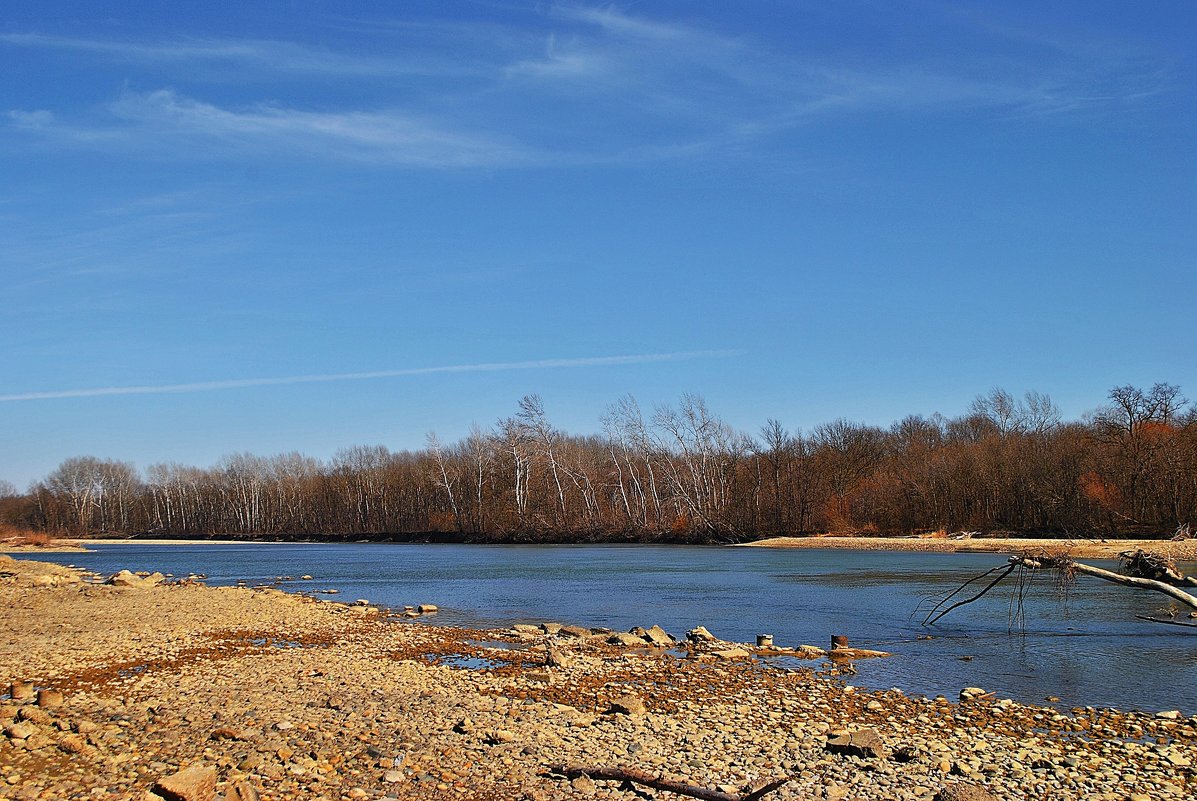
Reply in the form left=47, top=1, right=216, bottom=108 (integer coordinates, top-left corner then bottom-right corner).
left=32, top=542, right=1197, bottom=714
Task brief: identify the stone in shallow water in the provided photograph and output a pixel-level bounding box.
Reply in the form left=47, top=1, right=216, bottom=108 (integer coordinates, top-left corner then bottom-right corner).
left=712, top=648, right=751, bottom=660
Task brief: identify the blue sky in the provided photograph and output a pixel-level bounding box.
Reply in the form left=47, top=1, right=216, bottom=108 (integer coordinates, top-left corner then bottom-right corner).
left=2, top=1, right=1194, bottom=488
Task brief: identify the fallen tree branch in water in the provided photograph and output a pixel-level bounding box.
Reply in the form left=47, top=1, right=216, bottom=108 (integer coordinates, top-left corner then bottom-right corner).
left=922, top=549, right=1197, bottom=626
left=544, top=765, right=791, bottom=801
left=1135, top=615, right=1197, bottom=628
left=922, top=563, right=1017, bottom=625
left=1016, top=555, right=1197, bottom=611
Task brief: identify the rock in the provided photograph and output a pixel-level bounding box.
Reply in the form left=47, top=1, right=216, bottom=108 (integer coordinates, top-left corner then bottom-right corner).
left=57, top=734, right=87, bottom=754
left=642, top=625, right=674, bottom=645
left=382, top=770, right=404, bottom=783
left=933, top=784, right=999, bottom=801
left=36, top=689, right=63, bottom=708
left=151, top=764, right=216, bottom=801
left=17, top=706, right=50, bottom=724
left=959, top=687, right=991, bottom=702
left=606, top=694, right=646, bottom=716
left=226, top=781, right=259, bottom=801
left=571, top=774, right=597, bottom=794
left=558, top=624, right=591, bottom=639
left=9, top=681, right=35, bottom=702
left=484, top=729, right=517, bottom=744
left=796, top=645, right=828, bottom=658
left=106, top=570, right=161, bottom=589
left=545, top=646, right=573, bottom=669
left=712, top=648, right=751, bottom=660
left=541, top=623, right=563, bottom=635
left=1156, top=710, right=1182, bottom=720
left=607, top=632, right=645, bottom=647
left=686, top=626, right=717, bottom=642
left=417, top=604, right=438, bottom=613
left=866, top=700, right=884, bottom=711
left=512, top=624, right=541, bottom=635
left=5, top=722, right=36, bottom=740
left=825, top=728, right=888, bottom=760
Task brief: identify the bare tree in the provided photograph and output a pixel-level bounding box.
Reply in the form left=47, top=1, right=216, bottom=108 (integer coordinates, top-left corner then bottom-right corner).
left=426, top=433, right=463, bottom=532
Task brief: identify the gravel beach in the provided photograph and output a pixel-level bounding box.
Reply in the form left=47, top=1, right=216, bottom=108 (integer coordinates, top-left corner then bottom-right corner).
left=741, top=537, right=1197, bottom=561
left=1, top=554, right=1193, bottom=801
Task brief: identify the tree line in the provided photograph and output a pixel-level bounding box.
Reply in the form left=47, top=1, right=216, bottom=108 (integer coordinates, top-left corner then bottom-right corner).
left=2, top=383, right=1195, bottom=543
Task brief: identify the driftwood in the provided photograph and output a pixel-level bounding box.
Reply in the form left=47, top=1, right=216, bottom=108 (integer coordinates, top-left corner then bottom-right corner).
left=544, top=765, right=790, bottom=801
left=1135, top=615, right=1197, bottom=628
left=922, top=548, right=1197, bottom=627
left=1015, top=555, right=1197, bottom=610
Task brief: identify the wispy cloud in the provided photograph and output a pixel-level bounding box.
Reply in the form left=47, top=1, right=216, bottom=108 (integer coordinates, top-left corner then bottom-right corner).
left=6, top=89, right=537, bottom=168
left=1, top=5, right=1167, bottom=169
left=0, top=32, right=480, bottom=80
left=0, top=351, right=740, bottom=402
left=105, top=89, right=534, bottom=168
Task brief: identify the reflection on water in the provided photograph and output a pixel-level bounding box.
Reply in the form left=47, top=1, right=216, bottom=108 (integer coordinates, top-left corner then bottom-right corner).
left=34, top=542, right=1197, bottom=713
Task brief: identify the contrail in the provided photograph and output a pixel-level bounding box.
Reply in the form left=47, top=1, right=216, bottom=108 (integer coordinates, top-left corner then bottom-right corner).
left=0, top=350, right=740, bottom=402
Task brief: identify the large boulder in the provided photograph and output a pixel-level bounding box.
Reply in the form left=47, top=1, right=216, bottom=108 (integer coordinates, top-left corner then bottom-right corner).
left=686, top=626, right=717, bottom=642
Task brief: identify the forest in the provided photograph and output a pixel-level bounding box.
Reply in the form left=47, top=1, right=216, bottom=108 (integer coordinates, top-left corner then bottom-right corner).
left=2, top=383, right=1194, bottom=543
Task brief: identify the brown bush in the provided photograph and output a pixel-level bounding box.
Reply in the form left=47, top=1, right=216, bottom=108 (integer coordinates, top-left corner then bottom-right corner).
left=0, top=524, right=54, bottom=547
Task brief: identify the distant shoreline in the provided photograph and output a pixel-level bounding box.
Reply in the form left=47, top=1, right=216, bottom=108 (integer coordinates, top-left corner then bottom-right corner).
left=5, top=533, right=1196, bottom=561
left=741, top=535, right=1197, bottom=560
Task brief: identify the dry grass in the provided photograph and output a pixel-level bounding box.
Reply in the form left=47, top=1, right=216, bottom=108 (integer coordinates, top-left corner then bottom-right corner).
left=0, top=524, right=55, bottom=547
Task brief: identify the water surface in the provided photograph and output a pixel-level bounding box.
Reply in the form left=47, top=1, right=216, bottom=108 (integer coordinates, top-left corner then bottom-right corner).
left=35, top=542, right=1197, bottom=713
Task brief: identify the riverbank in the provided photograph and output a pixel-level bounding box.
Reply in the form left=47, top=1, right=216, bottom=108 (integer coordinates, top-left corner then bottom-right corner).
left=0, top=539, right=87, bottom=554
left=1, top=555, right=1193, bottom=801
left=11, top=534, right=1196, bottom=563
left=742, top=536, right=1197, bottom=561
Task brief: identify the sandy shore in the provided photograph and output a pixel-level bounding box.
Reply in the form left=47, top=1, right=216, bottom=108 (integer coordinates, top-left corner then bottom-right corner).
left=1, top=555, right=1194, bottom=801
left=741, top=536, right=1197, bottom=561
